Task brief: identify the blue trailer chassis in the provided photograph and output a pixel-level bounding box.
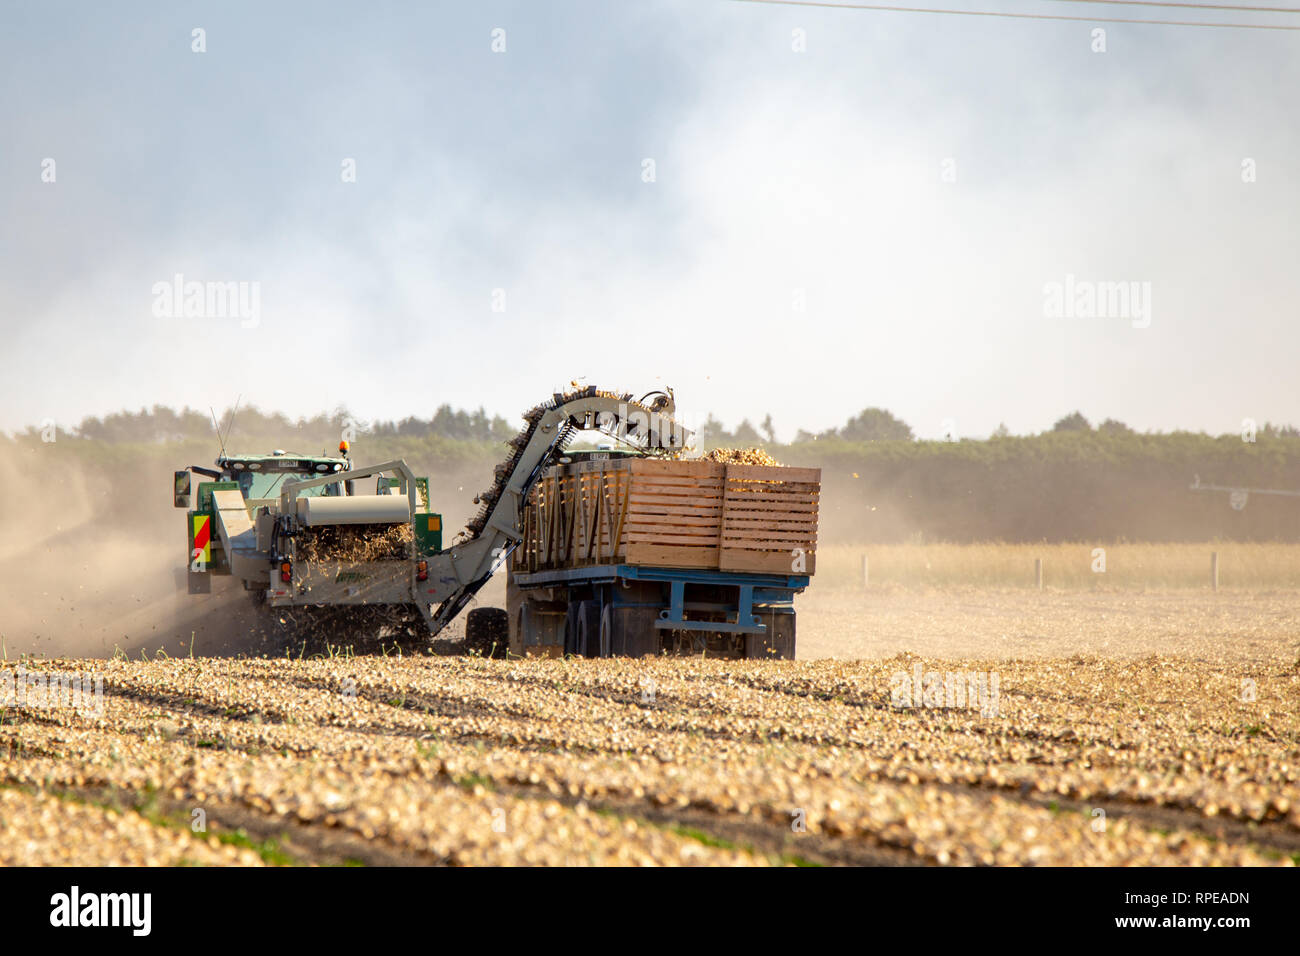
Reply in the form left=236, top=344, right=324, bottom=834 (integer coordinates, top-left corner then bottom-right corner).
left=511, top=564, right=810, bottom=635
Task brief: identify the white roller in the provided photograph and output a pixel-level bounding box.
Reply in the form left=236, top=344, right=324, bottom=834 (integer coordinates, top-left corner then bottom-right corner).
left=298, top=495, right=411, bottom=526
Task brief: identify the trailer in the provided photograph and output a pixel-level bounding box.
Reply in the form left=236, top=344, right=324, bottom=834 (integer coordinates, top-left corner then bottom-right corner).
left=505, top=455, right=820, bottom=658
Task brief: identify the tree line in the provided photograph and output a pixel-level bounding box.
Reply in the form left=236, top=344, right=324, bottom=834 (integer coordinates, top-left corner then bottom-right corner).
left=22, top=403, right=517, bottom=447
left=7, top=403, right=1298, bottom=448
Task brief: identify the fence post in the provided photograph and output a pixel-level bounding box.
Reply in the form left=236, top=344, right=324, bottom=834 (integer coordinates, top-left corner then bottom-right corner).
left=1035, top=558, right=1043, bottom=590
left=862, top=554, right=869, bottom=589
left=1211, top=551, right=1219, bottom=592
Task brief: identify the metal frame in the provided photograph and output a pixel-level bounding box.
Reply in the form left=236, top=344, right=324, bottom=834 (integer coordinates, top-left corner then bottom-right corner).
left=421, top=391, right=692, bottom=635
left=280, top=458, right=421, bottom=521
left=270, top=460, right=424, bottom=614
left=513, top=564, right=810, bottom=636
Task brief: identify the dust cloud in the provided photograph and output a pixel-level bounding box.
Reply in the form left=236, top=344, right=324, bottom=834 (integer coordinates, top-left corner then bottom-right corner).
left=0, top=451, right=502, bottom=659
left=0, top=454, right=282, bottom=659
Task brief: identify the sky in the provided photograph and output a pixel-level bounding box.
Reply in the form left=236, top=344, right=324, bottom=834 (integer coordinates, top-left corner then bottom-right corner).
left=1, top=0, right=1297, bottom=441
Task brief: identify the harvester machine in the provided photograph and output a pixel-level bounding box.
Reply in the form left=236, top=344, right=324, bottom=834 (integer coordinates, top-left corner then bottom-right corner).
left=174, top=388, right=691, bottom=643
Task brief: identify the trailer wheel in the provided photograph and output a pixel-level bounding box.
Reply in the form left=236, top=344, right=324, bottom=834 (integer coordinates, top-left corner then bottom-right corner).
left=602, top=604, right=660, bottom=658
left=516, top=602, right=534, bottom=655
left=744, top=610, right=796, bottom=660
left=517, top=600, right=565, bottom=657
left=575, top=601, right=602, bottom=658
left=465, top=607, right=510, bottom=658
left=563, top=603, right=579, bottom=656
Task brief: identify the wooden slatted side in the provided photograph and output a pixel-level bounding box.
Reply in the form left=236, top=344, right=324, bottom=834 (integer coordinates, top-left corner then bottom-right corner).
left=578, top=469, right=628, bottom=565
left=624, top=459, right=722, bottom=568
left=515, top=461, right=634, bottom=571
left=718, top=466, right=820, bottom=574
left=512, top=458, right=820, bottom=576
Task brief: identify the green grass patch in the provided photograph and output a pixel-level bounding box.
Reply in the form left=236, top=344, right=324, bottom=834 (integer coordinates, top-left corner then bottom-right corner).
left=214, top=828, right=296, bottom=866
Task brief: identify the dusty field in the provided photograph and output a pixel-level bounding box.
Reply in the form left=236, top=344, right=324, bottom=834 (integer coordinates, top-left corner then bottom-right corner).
left=1, top=610, right=1296, bottom=865
left=3, top=482, right=1298, bottom=867
left=815, top=542, right=1300, bottom=590
left=796, top=588, right=1300, bottom=661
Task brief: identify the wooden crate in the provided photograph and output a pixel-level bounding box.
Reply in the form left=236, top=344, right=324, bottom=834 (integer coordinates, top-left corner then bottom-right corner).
left=513, top=458, right=819, bottom=575
left=716, top=462, right=820, bottom=574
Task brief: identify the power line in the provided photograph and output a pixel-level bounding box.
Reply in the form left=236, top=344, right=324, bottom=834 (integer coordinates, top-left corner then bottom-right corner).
left=1044, top=0, right=1300, bottom=14
left=728, top=0, right=1300, bottom=30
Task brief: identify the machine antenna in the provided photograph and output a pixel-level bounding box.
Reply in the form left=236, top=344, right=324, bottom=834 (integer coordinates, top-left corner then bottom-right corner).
left=211, top=395, right=242, bottom=458
left=209, top=407, right=225, bottom=458
left=222, top=396, right=242, bottom=451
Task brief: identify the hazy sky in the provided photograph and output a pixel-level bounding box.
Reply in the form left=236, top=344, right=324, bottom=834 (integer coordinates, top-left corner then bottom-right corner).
left=2, top=1, right=1297, bottom=440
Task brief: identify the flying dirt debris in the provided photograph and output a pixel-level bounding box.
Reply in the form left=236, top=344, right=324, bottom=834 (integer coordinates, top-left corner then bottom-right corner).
left=173, top=387, right=820, bottom=656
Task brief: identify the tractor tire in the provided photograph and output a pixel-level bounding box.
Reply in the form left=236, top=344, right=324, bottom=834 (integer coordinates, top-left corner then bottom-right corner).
left=465, top=607, right=510, bottom=658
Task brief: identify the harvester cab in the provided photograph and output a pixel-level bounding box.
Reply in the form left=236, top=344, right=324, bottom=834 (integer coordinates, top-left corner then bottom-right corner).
left=215, top=451, right=350, bottom=503
left=174, top=451, right=360, bottom=594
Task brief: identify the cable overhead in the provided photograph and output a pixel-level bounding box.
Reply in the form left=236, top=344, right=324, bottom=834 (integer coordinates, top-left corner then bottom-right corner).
left=728, top=0, right=1300, bottom=30
left=1042, top=0, right=1300, bottom=14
